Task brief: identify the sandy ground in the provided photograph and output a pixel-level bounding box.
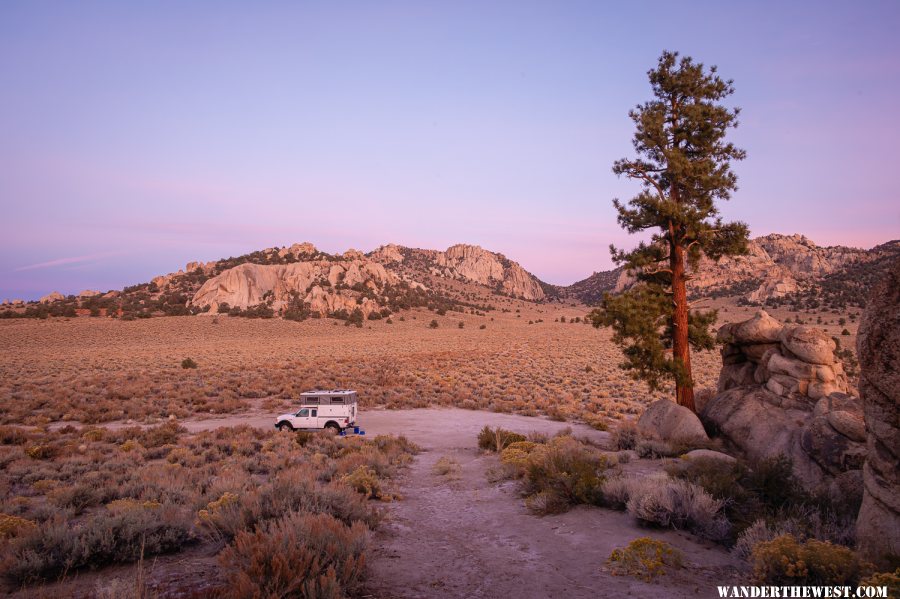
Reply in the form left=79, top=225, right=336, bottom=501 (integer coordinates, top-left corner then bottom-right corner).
left=164, top=408, right=741, bottom=598
left=41, top=408, right=743, bottom=598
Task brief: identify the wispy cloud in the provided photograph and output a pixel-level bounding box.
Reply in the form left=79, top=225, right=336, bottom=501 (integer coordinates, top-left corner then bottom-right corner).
left=14, top=251, right=123, bottom=272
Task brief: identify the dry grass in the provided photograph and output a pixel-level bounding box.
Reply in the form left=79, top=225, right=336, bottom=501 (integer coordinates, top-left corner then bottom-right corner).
left=0, top=423, right=417, bottom=592
left=0, top=304, right=724, bottom=427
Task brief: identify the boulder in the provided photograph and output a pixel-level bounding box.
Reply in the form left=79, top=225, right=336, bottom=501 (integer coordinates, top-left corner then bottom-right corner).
left=733, top=310, right=784, bottom=344
left=800, top=416, right=866, bottom=476
left=40, top=291, right=64, bottom=303
left=767, top=353, right=817, bottom=380
left=779, top=326, right=836, bottom=365
left=856, top=256, right=900, bottom=567
left=637, top=399, right=709, bottom=444
left=744, top=342, right=781, bottom=362
left=717, top=361, right=757, bottom=393
left=701, top=386, right=827, bottom=486
left=826, top=410, right=866, bottom=443
left=682, top=449, right=737, bottom=463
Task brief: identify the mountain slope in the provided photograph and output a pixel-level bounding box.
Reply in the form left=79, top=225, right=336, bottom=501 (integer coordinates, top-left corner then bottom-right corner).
left=561, top=234, right=900, bottom=308
left=2, top=234, right=896, bottom=320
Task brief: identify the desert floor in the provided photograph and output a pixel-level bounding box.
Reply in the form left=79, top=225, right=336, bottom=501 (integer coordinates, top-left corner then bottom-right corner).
left=0, top=302, right=859, bottom=597
left=27, top=408, right=741, bottom=598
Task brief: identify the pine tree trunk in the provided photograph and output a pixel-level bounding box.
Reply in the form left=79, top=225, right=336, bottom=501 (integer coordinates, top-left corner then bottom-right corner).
left=670, top=240, right=696, bottom=412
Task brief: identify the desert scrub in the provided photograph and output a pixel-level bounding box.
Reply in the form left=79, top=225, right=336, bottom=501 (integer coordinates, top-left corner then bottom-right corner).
left=432, top=456, right=461, bottom=477
left=196, top=468, right=376, bottom=543
left=666, top=454, right=856, bottom=544
left=860, top=569, right=900, bottom=598
left=0, top=513, right=36, bottom=539
left=499, top=441, right=539, bottom=470
left=477, top=426, right=527, bottom=452
left=1, top=503, right=194, bottom=584
left=751, top=534, right=873, bottom=585
left=612, top=420, right=638, bottom=452
left=607, top=537, right=684, bottom=582
left=342, top=466, right=386, bottom=500
left=520, top=436, right=607, bottom=515
left=217, top=511, right=368, bottom=599
left=625, top=475, right=729, bottom=541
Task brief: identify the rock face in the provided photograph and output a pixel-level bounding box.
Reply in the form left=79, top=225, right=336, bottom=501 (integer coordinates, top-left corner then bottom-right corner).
left=637, top=399, right=709, bottom=444
left=703, top=311, right=865, bottom=491
left=432, top=244, right=545, bottom=300
left=191, top=259, right=399, bottom=318
left=855, top=257, right=900, bottom=566
left=40, top=291, right=64, bottom=303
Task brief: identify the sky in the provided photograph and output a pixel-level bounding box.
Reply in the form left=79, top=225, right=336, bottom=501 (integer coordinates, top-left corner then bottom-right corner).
left=1, top=1, right=898, bottom=300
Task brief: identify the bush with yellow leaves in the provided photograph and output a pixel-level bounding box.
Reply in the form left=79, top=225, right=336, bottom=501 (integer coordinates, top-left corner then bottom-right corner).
left=0, top=513, right=37, bottom=539
left=751, top=534, right=873, bottom=585
left=608, top=537, right=684, bottom=582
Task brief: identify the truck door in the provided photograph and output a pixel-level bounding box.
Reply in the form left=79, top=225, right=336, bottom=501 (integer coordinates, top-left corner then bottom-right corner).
left=293, top=408, right=314, bottom=428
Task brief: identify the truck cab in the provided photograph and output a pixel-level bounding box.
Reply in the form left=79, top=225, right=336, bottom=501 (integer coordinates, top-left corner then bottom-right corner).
left=275, top=389, right=358, bottom=432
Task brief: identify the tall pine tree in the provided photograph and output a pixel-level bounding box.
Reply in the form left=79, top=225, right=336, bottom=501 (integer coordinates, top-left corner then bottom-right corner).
left=590, top=51, right=749, bottom=412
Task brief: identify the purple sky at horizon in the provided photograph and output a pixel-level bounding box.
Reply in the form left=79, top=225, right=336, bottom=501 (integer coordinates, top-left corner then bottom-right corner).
left=2, top=1, right=899, bottom=300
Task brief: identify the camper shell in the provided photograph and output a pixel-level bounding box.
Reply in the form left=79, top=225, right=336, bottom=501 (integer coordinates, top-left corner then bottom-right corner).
left=274, top=389, right=358, bottom=432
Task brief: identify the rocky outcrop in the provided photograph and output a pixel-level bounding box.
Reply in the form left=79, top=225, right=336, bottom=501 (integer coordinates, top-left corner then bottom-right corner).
left=40, top=291, right=64, bottom=303
left=433, top=244, right=545, bottom=300
left=277, top=242, right=317, bottom=260
left=191, top=259, right=399, bottom=318
left=703, top=311, right=865, bottom=491
left=855, top=257, right=900, bottom=566
left=369, top=244, right=405, bottom=264
left=564, top=233, right=892, bottom=305
left=637, top=399, right=709, bottom=444
left=77, top=289, right=100, bottom=298
left=694, top=234, right=869, bottom=302
left=716, top=311, right=849, bottom=402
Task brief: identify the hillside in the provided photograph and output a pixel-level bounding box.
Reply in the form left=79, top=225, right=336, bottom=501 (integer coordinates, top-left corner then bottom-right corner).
left=3, top=234, right=896, bottom=321
left=561, top=234, right=900, bottom=309
left=1, top=242, right=547, bottom=321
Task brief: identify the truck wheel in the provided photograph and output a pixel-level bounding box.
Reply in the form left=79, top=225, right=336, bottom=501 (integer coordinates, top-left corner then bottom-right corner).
left=325, top=422, right=340, bottom=434
left=277, top=422, right=294, bottom=432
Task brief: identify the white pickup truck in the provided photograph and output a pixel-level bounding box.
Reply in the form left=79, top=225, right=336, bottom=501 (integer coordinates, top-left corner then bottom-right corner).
left=275, top=389, right=358, bottom=433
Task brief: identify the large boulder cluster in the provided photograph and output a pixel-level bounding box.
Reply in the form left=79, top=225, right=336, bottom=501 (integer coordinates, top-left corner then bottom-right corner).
left=855, top=257, right=900, bottom=567
left=716, top=310, right=850, bottom=403
left=702, top=311, right=865, bottom=491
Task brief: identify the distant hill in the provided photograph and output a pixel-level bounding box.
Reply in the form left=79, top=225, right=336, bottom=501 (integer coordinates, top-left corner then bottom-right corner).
left=2, top=234, right=896, bottom=320
left=1, top=242, right=548, bottom=322
left=559, top=234, right=900, bottom=309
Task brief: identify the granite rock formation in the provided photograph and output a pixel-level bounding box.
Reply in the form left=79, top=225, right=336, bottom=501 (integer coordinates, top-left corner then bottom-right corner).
left=855, top=257, right=900, bottom=567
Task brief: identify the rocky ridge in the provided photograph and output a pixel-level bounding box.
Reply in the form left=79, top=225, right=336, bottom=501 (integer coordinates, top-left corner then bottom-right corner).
left=564, top=234, right=898, bottom=306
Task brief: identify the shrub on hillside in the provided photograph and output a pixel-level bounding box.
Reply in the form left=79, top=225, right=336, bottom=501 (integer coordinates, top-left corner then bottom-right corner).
left=217, top=511, right=368, bottom=599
